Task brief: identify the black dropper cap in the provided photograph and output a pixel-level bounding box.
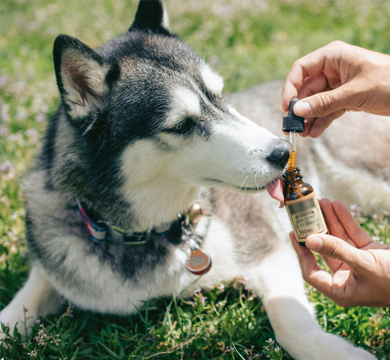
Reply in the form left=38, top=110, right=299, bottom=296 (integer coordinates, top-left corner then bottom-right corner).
left=282, top=98, right=304, bottom=133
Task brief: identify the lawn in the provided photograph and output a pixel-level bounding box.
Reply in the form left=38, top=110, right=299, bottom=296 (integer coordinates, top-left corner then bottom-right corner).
left=1, top=0, right=390, bottom=359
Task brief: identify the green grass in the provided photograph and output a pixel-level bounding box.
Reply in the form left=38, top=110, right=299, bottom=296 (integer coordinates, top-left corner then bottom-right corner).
left=1, top=0, right=390, bottom=358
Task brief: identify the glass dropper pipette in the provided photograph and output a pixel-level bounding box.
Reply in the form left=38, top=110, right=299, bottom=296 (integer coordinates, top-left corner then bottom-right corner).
left=288, top=131, right=297, bottom=169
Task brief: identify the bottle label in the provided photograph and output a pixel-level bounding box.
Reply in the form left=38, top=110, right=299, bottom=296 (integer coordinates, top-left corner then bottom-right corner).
left=285, top=191, right=327, bottom=241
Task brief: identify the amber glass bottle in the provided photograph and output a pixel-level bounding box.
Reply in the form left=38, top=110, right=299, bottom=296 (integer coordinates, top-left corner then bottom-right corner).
left=283, top=167, right=327, bottom=246
left=282, top=99, right=327, bottom=246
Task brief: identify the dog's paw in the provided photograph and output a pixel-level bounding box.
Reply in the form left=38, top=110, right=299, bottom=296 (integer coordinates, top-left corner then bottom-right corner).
left=0, top=304, right=36, bottom=342
left=279, top=330, right=375, bottom=360
left=347, top=347, right=378, bottom=360
left=317, top=345, right=375, bottom=360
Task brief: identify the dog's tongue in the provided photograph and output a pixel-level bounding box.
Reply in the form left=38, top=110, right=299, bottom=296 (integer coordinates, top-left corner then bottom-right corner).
left=266, top=180, right=284, bottom=208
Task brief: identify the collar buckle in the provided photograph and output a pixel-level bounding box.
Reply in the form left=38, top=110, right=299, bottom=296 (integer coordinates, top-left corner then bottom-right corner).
left=96, top=220, right=152, bottom=246
left=123, top=230, right=153, bottom=246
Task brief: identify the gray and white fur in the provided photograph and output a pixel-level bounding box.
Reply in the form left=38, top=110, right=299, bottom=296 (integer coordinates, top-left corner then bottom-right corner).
left=2, top=1, right=389, bottom=359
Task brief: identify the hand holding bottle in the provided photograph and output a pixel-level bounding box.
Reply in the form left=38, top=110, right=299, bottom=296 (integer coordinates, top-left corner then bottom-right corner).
left=290, top=198, right=390, bottom=307
left=281, top=41, right=390, bottom=138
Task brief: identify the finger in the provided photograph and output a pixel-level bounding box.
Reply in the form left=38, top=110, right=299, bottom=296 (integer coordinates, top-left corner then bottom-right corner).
left=295, top=87, right=345, bottom=138
left=293, top=84, right=356, bottom=118
left=318, top=198, right=359, bottom=273
left=289, top=231, right=324, bottom=276
left=319, top=199, right=348, bottom=240
left=289, top=231, right=314, bottom=260
left=297, top=73, right=329, bottom=100
left=307, top=109, right=346, bottom=138
left=317, top=199, right=345, bottom=273
left=297, top=118, right=313, bottom=137
left=281, top=79, right=299, bottom=112
left=281, top=41, right=352, bottom=112
left=331, top=269, right=359, bottom=306
left=332, top=200, right=373, bottom=247
left=319, top=198, right=349, bottom=239
left=290, top=233, right=342, bottom=299
left=305, top=233, right=367, bottom=275
left=330, top=268, right=352, bottom=293
left=318, top=199, right=359, bottom=271
left=304, top=263, right=358, bottom=307
left=290, top=232, right=358, bottom=305
left=364, top=242, right=390, bottom=250
left=281, top=46, right=336, bottom=112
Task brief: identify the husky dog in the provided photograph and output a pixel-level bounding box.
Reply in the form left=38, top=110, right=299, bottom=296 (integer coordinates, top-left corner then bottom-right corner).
left=1, top=1, right=389, bottom=359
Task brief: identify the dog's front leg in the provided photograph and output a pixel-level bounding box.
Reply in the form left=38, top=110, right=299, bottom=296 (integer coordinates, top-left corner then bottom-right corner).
left=248, top=243, right=375, bottom=360
left=0, top=266, right=59, bottom=340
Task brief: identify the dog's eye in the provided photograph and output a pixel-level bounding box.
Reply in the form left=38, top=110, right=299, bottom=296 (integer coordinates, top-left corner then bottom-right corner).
left=173, top=118, right=194, bottom=133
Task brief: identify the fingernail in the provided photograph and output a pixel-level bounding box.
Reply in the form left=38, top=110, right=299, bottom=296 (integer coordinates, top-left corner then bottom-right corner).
left=294, top=101, right=311, bottom=116
left=306, top=236, right=323, bottom=251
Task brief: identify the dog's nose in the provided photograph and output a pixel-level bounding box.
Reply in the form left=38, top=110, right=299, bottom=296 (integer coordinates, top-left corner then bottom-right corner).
left=266, top=140, right=290, bottom=169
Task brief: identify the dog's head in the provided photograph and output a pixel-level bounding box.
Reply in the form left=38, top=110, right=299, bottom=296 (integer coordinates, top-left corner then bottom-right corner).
left=52, top=0, right=289, bottom=228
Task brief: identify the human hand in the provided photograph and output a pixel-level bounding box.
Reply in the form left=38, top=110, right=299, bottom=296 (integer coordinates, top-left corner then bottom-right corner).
left=290, top=198, right=390, bottom=307
left=281, top=41, right=390, bottom=138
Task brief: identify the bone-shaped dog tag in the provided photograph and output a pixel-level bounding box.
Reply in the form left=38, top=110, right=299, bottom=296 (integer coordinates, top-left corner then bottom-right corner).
left=186, top=246, right=212, bottom=275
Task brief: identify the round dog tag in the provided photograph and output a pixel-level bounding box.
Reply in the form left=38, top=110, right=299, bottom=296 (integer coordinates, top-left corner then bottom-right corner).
left=186, top=247, right=212, bottom=275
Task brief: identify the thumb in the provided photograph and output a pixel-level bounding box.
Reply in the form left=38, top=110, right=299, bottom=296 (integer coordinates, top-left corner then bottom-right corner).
left=294, top=85, right=356, bottom=118
left=306, top=234, right=362, bottom=270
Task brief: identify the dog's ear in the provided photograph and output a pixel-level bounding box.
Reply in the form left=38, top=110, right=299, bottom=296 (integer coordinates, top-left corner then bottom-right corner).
left=53, top=34, right=119, bottom=122
left=129, top=0, right=170, bottom=33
